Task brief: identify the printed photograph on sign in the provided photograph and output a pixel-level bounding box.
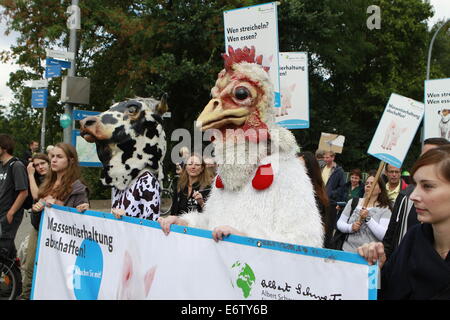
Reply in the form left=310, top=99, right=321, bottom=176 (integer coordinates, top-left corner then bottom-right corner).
left=318, top=132, right=345, bottom=154
left=223, top=2, right=280, bottom=107
left=275, top=52, right=309, bottom=129
left=424, top=78, right=450, bottom=141
left=367, top=93, right=424, bottom=168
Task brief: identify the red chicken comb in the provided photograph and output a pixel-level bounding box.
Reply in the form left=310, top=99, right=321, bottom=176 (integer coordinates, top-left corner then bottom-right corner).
left=222, top=46, right=270, bottom=72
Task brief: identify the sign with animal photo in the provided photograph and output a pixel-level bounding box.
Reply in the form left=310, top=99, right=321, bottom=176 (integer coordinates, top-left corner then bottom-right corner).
left=223, top=2, right=281, bottom=107
left=275, top=52, right=309, bottom=129
left=368, top=93, right=424, bottom=168
left=32, top=205, right=377, bottom=300
left=318, top=132, right=345, bottom=154
left=424, top=78, right=450, bottom=141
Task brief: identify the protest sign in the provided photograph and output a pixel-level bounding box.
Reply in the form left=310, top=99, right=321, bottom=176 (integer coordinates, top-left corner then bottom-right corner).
left=367, top=93, right=424, bottom=168
left=71, top=110, right=102, bottom=167
left=32, top=206, right=377, bottom=300
left=223, top=2, right=281, bottom=107
left=318, top=132, right=345, bottom=154
left=275, top=52, right=309, bottom=129
left=424, top=78, right=450, bottom=140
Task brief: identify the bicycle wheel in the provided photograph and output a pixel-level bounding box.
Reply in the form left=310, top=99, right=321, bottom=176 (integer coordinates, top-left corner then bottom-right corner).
left=0, top=260, right=22, bottom=300
left=160, top=188, right=173, bottom=216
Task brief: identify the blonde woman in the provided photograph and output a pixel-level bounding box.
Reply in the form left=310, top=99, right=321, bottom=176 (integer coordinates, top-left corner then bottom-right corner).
left=170, top=153, right=212, bottom=216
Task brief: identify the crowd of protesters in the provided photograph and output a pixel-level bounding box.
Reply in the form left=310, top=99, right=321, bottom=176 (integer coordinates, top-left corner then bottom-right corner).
left=1, top=131, right=449, bottom=300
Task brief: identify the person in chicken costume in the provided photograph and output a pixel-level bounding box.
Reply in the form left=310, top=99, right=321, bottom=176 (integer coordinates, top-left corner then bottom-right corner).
left=159, top=46, right=324, bottom=247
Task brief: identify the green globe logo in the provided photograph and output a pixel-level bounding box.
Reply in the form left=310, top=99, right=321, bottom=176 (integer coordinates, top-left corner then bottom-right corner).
left=231, top=261, right=256, bottom=298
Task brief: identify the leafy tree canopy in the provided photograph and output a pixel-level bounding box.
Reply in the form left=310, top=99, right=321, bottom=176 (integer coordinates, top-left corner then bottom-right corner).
left=1, top=0, right=448, bottom=197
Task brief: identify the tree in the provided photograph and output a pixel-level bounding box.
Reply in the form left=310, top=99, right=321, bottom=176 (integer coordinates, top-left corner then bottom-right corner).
left=0, top=0, right=440, bottom=198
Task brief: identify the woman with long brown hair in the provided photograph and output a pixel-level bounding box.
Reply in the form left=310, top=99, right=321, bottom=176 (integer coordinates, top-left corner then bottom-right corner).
left=297, top=151, right=331, bottom=247
left=336, top=172, right=392, bottom=253
left=358, top=145, right=450, bottom=299
left=31, top=143, right=89, bottom=216
left=170, top=153, right=212, bottom=216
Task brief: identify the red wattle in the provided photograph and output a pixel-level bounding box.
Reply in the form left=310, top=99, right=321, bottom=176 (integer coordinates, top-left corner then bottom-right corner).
left=252, top=163, right=273, bottom=190
left=215, top=175, right=224, bottom=189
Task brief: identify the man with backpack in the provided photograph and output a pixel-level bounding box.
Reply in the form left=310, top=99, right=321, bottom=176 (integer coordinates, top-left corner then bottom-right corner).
left=0, top=134, right=29, bottom=259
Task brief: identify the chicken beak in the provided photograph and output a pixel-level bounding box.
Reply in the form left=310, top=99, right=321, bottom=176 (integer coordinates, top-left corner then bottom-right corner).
left=196, top=99, right=250, bottom=131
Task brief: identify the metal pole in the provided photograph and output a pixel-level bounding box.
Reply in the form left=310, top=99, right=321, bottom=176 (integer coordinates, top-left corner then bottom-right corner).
left=40, top=107, right=46, bottom=153
left=426, top=20, right=449, bottom=81
left=63, top=0, right=79, bottom=144
left=422, top=19, right=449, bottom=147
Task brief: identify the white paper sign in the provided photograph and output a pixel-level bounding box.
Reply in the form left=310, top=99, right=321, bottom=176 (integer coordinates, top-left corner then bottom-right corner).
left=223, top=2, right=281, bottom=107
left=368, top=93, right=424, bottom=168
left=424, top=78, right=450, bottom=140
left=30, top=79, right=49, bottom=88
left=46, top=48, right=75, bottom=61
left=32, top=206, right=377, bottom=300
left=275, top=52, right=309, bottom=129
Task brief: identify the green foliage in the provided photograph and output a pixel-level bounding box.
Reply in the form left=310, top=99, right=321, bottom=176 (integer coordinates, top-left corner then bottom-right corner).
left=1, top=0, right=448, bottom=197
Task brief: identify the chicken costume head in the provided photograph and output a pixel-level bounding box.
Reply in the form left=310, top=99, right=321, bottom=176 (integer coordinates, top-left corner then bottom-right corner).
left=180, top=46, right=325, bottom=248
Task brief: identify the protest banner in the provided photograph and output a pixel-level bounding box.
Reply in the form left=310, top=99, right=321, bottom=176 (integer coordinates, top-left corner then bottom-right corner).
left=71, top=110, right=102, bottom=167
left=318, top=132, right=345, bottom=154
left=275, top=52, right=309, bottom=129
left=367, top=93, right=424, bottom=168
left=223, top=2, right=281, bottom=107
left=32, top=206, right=377, bottom=300
left=424, top=78, right=450, bottom=140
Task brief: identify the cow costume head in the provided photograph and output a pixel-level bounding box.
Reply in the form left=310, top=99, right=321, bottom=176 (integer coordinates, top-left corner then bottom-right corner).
left=80, top=96, right=168, bottom=190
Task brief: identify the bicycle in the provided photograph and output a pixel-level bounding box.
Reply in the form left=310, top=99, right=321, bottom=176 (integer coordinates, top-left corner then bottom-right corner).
left=160, top=174, right=178, bottom=216
left=0, top=247, right=22, bottom=300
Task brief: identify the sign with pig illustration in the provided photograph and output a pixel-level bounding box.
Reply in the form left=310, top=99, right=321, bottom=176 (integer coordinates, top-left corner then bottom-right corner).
left=424, top=78, right=450, bottom=141
left=275, top=52, right=309, bottom=129
left=32, top=205, right=377, bottom=300
left=367, top=93, right=424, bottom=168
left=223, top=2, right=281, bottom=107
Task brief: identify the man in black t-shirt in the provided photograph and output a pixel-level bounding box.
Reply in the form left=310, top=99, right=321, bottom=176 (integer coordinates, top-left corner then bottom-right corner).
left=0, top=134, right=29, bottom=258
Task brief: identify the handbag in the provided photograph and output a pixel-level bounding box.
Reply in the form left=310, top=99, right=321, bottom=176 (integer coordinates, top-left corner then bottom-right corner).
left=328, top=197, right=359, bottom=250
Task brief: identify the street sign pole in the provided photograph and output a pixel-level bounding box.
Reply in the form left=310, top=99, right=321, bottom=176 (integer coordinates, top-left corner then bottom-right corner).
left=40, top=108, right=47, bottom=153
left=63, top=0, right=80, bottom=144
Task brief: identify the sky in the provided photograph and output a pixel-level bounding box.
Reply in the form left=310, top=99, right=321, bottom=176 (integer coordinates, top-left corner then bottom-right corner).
left=0, top=0, right=449, bottom=107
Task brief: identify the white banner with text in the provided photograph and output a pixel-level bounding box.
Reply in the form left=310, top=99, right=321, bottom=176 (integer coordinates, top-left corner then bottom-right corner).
left=32, top=205, right=377, bottom=300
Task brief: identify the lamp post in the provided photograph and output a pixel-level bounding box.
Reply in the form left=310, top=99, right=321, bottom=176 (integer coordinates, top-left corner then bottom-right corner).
left=422, top=19, right=449, bottom=147
left=426, top=19, right=449, bottom=81
left=63, top=0, right=81, bottom=144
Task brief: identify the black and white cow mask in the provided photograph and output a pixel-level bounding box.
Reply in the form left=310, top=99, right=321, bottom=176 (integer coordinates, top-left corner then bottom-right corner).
left=80, top=97, right=167, bottom=191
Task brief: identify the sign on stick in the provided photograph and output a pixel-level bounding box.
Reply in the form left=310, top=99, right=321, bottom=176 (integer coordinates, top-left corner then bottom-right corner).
left=367, top=93, right=424, bottom=168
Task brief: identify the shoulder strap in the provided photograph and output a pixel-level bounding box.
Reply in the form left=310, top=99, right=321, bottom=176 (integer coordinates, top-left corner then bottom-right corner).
left=8, top=157, right=21, bottom=168
left=346, top=197, right=359, bottom=221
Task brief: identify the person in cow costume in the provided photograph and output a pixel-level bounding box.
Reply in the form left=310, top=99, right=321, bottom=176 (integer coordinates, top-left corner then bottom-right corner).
left=159, top=46, right=324, bottom=247
left=80, top=96, right=168, bottom=220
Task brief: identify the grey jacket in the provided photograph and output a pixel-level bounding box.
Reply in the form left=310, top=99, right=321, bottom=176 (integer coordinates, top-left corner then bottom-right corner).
left=30, top=179, right=89, bottom=230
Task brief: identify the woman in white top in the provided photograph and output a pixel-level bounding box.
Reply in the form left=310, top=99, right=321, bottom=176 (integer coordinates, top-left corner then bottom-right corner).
left=337, top=173, right=392, bottom=253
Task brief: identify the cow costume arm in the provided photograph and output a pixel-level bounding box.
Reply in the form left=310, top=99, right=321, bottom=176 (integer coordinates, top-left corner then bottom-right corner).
left=137, top=171, right=161, bottom=221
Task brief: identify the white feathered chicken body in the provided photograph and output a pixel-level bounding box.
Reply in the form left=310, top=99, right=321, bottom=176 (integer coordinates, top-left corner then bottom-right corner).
left=182, top=46, right=324, bottom=247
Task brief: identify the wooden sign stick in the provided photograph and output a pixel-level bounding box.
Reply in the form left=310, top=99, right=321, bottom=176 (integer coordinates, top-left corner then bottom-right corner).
left=359, top=160, right=385, bottom=221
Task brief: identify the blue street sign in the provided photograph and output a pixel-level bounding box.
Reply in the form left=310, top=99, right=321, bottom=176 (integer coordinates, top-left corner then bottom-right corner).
left=72, top=109, right=100, bottom=121
left=46, top=57, right=72, bottom=69
left=31, top=89, right=48, bottom=108
left=45, top=64, right=61, bottom=78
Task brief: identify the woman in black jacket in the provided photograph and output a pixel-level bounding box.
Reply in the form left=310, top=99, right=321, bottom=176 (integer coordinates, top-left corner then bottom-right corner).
left=171, top=153, right=212, bottom=216
left=357, top=145, right=450, bottom=300
left=297, top=152, right=333, bottom=248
